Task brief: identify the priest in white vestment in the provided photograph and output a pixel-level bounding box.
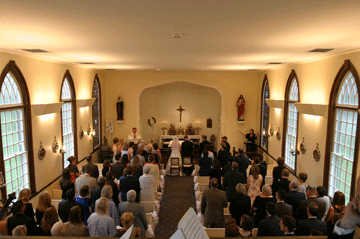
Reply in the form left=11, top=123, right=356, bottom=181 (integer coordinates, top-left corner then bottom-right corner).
left=128, top=127, right=142, bottom=144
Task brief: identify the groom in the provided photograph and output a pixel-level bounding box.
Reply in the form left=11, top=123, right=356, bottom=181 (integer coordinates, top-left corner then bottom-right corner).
left=181, top=135, right=194, bottom=174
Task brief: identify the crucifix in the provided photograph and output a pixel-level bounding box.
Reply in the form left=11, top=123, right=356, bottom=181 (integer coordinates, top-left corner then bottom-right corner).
left=176, top=105, right=185, bottom=122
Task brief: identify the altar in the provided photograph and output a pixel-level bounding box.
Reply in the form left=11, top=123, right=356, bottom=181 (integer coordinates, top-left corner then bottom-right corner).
left=159, top=135, right=201, bottom=148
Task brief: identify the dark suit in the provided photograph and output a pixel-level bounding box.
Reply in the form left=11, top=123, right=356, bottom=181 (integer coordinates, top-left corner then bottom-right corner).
left=295, top=217, right=327, bottom=236
left=295, top=197, right=326, bottom=222
left=222, top=163, right=232, bottom=174
left=110, top=162, right=126, bottom=179
left=223, top=170, right=244, bottom=202
left=119, top=176, right=141, bottom=202
left=217, top=150, right=228, bottom=167
left=276, top=202, right=293, bottom=218
left=181, top=139, right=194, bottom=157
left=82, top=162, right=99, bottom=179
left=233, top=154, right=250, bottom=182
left=272, top=165, right=286, bottom=184
left=272, top=178, right=290, bottom=195
left=7, top=214, right=37, bottom=236
left=201, top=187, right=228, bottom=228
left=199, top=140, right=211, bottom=157
left=285, top=190, right=306, bottom=215
left=257, top=215, right=284, bottom=237
left=58, top=199, right=85, bottom=223
left=198, top=156, right=212, bottom=176
left=229, top=194, right=251, bottom=226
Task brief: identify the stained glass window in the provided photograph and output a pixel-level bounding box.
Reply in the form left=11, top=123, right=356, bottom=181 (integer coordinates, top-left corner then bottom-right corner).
left=261, top=78, right=270, bottom=149
left=284, top=76, right=299, bottom=171
left=0, top=72, right=29, bottom=196
left=92, top=76, right=101, bottom=149
left=61, top=77, right=75, bottom=168
left=329, top=71, right=358, bottom=203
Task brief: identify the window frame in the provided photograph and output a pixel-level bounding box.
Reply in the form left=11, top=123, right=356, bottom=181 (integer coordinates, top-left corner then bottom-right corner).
left=282, top=70, right=300, bottom=175
left=324, top=60, right=360, bottom=200
left=92, top=74, right=101, bottom=150
left=0, top=61, right=36, bottom=199
left=260, top=74, right=270, bottom=151
left=60, top=70, right=77, bottom=168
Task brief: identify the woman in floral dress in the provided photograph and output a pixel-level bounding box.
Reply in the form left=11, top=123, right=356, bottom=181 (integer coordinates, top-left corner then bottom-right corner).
left=246, top=164, right=263, bottom=206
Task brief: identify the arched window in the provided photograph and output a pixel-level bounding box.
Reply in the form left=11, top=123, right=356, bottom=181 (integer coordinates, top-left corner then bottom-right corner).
left=282, top=70, right=299, bottom=172
left=60, top=71, right=77, bottom=168
left=324, top=60, right=360, bottom=203
left=260, top=75, right=270, bottom=150
left=0, top=61, right=35, bottom=197
left=92, top=74, right=101, bottom=149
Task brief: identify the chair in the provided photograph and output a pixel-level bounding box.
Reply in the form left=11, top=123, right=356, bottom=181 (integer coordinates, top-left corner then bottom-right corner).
left=182, top=156, right=192, bottom=175
left=204, top=228, right=225, bottom=237
left=198, top=183, right=209, bottom=192
left=170, top=157, right=180, bottom=176
left=197, top=176, right=209, bottom=184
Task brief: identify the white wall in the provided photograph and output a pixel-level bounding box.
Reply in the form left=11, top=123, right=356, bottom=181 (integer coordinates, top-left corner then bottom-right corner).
left=140, top=81, right=221, bottom=145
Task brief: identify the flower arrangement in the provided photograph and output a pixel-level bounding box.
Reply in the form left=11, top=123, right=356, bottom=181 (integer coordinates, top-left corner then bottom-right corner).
left=168, top=124, right=176, bottom=135
left=186, top=123, right=195, bottom=135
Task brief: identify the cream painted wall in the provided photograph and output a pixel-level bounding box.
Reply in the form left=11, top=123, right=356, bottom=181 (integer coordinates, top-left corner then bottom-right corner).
left=263, top=50, right=360, bottom=191
left=139, top=81, right=221, bottom=145
left=0, top=51, right=102, bottom=199
left=102, top=70, right=261, bottom=151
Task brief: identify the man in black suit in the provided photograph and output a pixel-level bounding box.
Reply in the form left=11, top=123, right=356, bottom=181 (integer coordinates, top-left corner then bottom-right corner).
left=222, top=155, right=233, bottom=174
left=233, top=148, right=250, bottom=182
left=119, top=167, right=141, bottom=202
left=250, top=156, right=266, bottom=187
left=285, top=181, right=306, bottom=215
left=295, top=203, right=327, bottom=236
left=217, top=145, right=229, bottom=167
left=181, top=135, right=194, bottom=158
left=221, top=136, right=230, bottom=154
left=58, top=188, right=85, bottom=223
left=91, top=176, right=106, bottom=210
left=7, top=201, right=37, bottom=235
left=272, top=157, right=286, bottom=184
left=199, top=135, right=211, bottom=157
left=295, top=186, right=326, bottom=222
left=280, top=215, right=296, bottom=236
left=276, top=189, right=293, bottom=218
left=257, top=202, right=284, bottom=236
left=82, top=154, right=99, bottom=179
left=272, top=168, right=291, bottom=196
left=111, top=153, right=126, bottom=179
left=223, top=162, right=245, bottom=202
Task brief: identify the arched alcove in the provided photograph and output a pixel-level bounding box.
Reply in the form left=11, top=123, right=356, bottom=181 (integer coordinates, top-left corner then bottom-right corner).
left=139, top=81, right=222, bottom=146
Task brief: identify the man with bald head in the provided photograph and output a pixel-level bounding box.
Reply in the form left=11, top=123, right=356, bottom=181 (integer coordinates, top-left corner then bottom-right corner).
left=272, top=168, right=291, bottom=196
left=201, top=178, right=228, bottom=228
left=285, top=181, right=306, bottom=215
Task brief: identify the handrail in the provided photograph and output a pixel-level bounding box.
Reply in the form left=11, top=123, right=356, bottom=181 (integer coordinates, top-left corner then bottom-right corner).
left=29, top=148, right=99, bottom=200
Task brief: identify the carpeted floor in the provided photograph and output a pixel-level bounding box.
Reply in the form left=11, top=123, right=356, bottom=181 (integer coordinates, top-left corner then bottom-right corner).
left=154, top=176, right=196, bottom=237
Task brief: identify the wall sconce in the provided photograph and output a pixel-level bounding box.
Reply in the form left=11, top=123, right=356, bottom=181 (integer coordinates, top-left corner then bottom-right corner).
left=276, top=127, right=281, bottom=140
left=79, top=126, right=84, bottom=140
left=52, top=136, right=59, bottom=153
left=263, top=129, right=270, bottom=138
left=195, top=121, right=201, bottom=135
left=290, top=144, right=299, bottom=156
left=38, top=142, right=46, bottom=160
left=269, top=124, right=274, bottom=136
left=59, top=145, right=66, bottom=155
left=91, top=130, right=96, bottom=138
left=87, top=123, right=91, bottom=135
left=313, top=143, right=321, bottom=161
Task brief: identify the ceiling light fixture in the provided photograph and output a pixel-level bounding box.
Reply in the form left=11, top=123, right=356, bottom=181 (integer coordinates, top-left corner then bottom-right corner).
left=76, top=62, right=96, bottom=65
left=22, top=49, right=49, bottom=53
left=309, top=48, right=334, bottom=53
left=268, top=62, right=283, bottom=65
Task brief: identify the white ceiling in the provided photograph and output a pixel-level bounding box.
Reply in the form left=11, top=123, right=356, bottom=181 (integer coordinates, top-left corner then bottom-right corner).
left=2, top=0, right=360, bottom=71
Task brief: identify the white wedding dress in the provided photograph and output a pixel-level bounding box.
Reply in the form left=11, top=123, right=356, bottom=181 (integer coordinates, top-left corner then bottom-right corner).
left=165, top=136, right=183, bottom=176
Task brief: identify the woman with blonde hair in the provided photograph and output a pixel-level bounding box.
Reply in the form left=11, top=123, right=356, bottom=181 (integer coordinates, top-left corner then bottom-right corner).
left=12, top=225, right=27, bottom=236
left=247, top=164, right=263, bottom=205
left=36, top=191, right=53, bottom=226
left=87, top=197, right=117, bottom=237
left=118, top=212, right=141, bottom=237
left=18, top=188, right=34, bottom=219
left=40, top=207, right=59, bottom=236
left=130, top=155, right=143, bottom=181
left=252, top=185, right=276, bottom=227
left=95, top=185, right=119, bottom=225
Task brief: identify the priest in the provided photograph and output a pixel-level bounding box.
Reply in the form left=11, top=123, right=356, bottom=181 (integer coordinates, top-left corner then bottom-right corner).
left=128, top=127, right=142, bottom=145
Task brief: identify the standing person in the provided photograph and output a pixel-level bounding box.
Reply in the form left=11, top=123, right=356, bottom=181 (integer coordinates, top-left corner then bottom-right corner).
left=237, top=94, right=246, bottom=121
left=252, top=185, right=277, bottom=227
left=67, top=156, right=79, bottom=184
left=39, top=207, right=59, bottom=236
left=295, top=203, right=327, bottom=236
left=272, top=157, right=286, bottom=184
left=105, top=171, right=120, bottom=206
left=221, top=136, right=230, bottom=154
left=257, top=202, right=283, bottom=237
left=223, top=162, right=245, bottom=202
left=18, top=188, right=34, bottom=219
left=112, top=137, right=120, bottom=163
left=75, top=165, right=99, bottom=197
left=75, top=185, right=92, bottom=226
left=208, top=159, right=224, bottom=190
left=165, top=136, right=183, bottom=176
left=181, top=135, right=194, bottom=160
left=7, top=201, right=37, bottom=236
left=247, top=164, right=263, bottom=205
left=139, top=165, right=156, bottom=201
left=64, top=206, right=89, bottom=237
left=239, top=129, right=259, bottom=152
left=295, top=186, right=326, bottom=222
left=239, top=214, right=254, bottom=237
left=58, top=188, right=84, bottom=223
left=117, top=213, right=142, bottom=237
left=119, top=167, right=141, bottom=202
left=217, top=145, right=228, bottom=167
left=233, top=148, right=250, bottom=182
left=316, top=186, right=331, bottom=221
left=272, top=169, right=291, bottom=196
left=91, top=176, right=106, bottom=209
left=36, top=191, right=53, bottom=226
left=199, top=135, right=211, bottom=157
left=146, top=154, right=160, bottom=191
left=229, top=183, right=251, bottom=226
left=59, top=168, right=74, bottom=201
left=82, top=154, right=99, bottom=179
left=128, top=127, right=141, bottom=145
left=275, top=189, right=293, bottom=218
left=102, top=160, right=111, bottom=177
left=198, top=149, right=213, bottom=176
left=87, top=198, right=117, bottom=237
left=297, top=172, right=309, bottom=194
left=130, top=155, right=143, bottom=181
left=111, top=154, right=126, bottom=179
left=285, top=181, right=306, bottom=215
left=201, top=178, right=228, bottom=228
left=279, top=215, right=296, bottom=236
left=95, top=185, right=119, bottom=226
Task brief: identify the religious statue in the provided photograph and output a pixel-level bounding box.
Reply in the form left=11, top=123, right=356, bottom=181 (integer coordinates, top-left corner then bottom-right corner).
left=237, top=95, right=246, bottom=121
left=116, top=96, right=124, bottom=121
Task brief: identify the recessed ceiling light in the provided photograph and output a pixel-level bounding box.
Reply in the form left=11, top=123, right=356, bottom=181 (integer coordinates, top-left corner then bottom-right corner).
left=268, top=62, right=283, bottom=65
left=22, top=49, right=49, bottom=53
left=309, top=48, right=334, bottom=53
left=76, top=62, right=96, bottom=65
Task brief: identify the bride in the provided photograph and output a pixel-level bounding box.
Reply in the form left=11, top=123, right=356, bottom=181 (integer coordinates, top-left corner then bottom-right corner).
left=165, top=136, right=183, bottom=176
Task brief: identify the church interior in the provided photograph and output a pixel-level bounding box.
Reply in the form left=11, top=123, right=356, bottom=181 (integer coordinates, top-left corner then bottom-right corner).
left=1, top=0, right=360, bottom=237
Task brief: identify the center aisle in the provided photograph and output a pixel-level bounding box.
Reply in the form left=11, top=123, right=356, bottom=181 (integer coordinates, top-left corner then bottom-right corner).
left=154, top=176, right=196, bottom=237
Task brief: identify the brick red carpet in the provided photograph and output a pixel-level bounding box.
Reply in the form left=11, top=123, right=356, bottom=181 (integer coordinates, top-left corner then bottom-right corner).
left=154, top=176, right=196, bottom=237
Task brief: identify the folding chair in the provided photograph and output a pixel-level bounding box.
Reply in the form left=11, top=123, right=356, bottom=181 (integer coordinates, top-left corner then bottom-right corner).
left=170, top=157, right=180, bottom=176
